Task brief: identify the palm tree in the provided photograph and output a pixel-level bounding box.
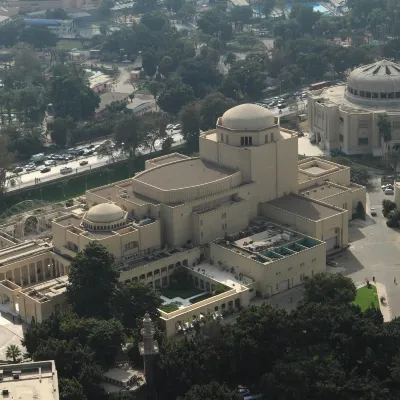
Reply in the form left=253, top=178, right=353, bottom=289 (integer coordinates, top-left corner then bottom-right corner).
left=378, top=113, right=392, bottom=154
left=6, top=344, right=21, bottom=363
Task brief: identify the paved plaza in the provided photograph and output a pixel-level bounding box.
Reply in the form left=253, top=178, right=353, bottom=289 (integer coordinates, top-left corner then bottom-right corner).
left=0, top=312, right=25, bottom=361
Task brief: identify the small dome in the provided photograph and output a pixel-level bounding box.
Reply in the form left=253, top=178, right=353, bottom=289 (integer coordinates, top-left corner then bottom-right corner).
left=220, top=104, right=275, bottom=131
left=86, top=203, right=125, bottom=223
left=347, top=60, right=400, bottom=102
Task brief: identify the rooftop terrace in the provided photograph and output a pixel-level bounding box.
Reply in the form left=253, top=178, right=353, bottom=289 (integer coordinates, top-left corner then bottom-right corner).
left=215, top=221, right=324, bottom=265
left=299, top=182, right=349, bottom=200
left=22, top=276, right=68, bottom=302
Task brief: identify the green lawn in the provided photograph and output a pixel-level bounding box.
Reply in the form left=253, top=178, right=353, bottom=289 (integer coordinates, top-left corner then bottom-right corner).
left=159, top=303, right=179, bottom=313
left=189, top=293, right=212, bottom=304
left=160, top=285, right=203, bottom=299
left=353, top=285, right=379, bottom=311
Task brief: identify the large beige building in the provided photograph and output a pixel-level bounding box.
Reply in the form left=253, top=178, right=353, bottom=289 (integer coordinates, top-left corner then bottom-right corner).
left=0, top=104, right=365, bottom=336
left=308, top=60, right=400, bottom=155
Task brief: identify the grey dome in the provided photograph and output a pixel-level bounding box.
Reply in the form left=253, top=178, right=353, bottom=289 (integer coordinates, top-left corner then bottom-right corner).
left=220, top=104, right=275, bottom=131
left=86, top=203, right=125, bottom=223
left=346, top=60, right=400, bottom=105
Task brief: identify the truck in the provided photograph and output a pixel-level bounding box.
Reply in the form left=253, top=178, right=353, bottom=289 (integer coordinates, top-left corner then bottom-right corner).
left=30, top=153, right=45, bottom=164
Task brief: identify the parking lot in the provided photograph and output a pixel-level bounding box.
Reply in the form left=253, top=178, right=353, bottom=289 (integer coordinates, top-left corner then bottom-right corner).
left=254, top=93, right=308, bottom=119
left=330, top=176, right=400, bottom=317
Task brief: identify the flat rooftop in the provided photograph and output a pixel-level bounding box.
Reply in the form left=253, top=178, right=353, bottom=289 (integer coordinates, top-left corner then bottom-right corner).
left=299, top=183, right=349, bottom=200
left=267, top=194, right=342, bottom=220
left=0, top=361, right=59, bottom=400
left=0, top=242, right=48, bottom=265
left=135, top=159, right=235, bottom=190
left=148, top=153, right=189, bottom=166
left=22, top=276, right=68, bottom=302
left=312, top=85, right=400, bottom=113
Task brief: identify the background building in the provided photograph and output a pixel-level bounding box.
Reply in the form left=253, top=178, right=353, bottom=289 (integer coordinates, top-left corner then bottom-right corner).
left=308, top=60, right=400, bottom=155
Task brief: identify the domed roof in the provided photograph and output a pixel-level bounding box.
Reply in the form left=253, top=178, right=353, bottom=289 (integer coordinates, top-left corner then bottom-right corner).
left=347, top=60, right=400, bottom=96
left=220, top=104, right=275, bottom=131
left=86, top=203, right=125, bottom=223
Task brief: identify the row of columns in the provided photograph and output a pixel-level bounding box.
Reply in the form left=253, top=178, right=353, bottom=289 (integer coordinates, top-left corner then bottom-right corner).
left=4, top=258, right=68, bottom=288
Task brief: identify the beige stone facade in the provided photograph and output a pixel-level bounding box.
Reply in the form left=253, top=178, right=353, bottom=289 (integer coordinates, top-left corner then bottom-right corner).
left=0, top=103, right=365, bottom=336
left=308, top=60, right=400, bottom=155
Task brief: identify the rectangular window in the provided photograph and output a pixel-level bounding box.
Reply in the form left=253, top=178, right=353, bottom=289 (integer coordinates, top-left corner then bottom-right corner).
left=366, top=92, right=371, bottom=98
left=244, top=137, right=249, bottom=146
left=226, top=135, right=229, bottom=144
left=339, top=134, right=344, bottom=142
left=248, top=137, right=253, bottom=146
left=265, top=134, right=269, bottom=144
left=381, top=92, right=388, bottom=99
left=221, top=133, right=224, bottom=142
left=241, top=137, right=245, bottom=146
left=372, top=92, right=378, bottom=98
left=271, top=133, right=274, bottom=141
left=358, top=138, right=368, bottom=145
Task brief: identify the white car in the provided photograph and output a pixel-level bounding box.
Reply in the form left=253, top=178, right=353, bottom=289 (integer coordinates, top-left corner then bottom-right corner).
left=166, top=124, right=174, bottom=130
left=44, top=160, right=56, bottom=166
left=60, top=167, right=73, bottom=175
left=385, top=188, right=394, bottom=195
left=25, top=164, right=36, bottom=172
left=370, top=207, right=377, bottom=216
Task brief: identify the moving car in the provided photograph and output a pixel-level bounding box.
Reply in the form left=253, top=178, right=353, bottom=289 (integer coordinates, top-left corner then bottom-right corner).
left=370, top=207, right=377, bottom=216
left=79, top=160, right=89, bottom=166
left=13, top=166, right=23, bottom=173
left=41, top=167, right=51, bottom=173
left=25, top=164, right=36, bottom=172
left=327, top=260, right=340, bottom=267
left=60, top=167, right=73, bottom=175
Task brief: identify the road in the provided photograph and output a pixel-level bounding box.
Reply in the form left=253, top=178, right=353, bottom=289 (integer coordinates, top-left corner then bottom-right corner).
left=7, top=131, right=183, bottom=192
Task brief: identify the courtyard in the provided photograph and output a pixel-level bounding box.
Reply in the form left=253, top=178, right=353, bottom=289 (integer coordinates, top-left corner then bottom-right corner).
left=352, top=285, right=379, bottom=312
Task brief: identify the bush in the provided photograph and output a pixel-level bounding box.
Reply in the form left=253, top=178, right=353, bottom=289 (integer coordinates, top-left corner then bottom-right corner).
left=382, top=199, right=397, bottom=217
left=387, top=209, right=400, bottom=227
left=350, top=168, right=371, bottom=186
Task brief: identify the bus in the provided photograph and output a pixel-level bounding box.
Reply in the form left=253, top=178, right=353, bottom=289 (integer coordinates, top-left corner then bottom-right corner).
left=309, top=81, right=333, bottom=91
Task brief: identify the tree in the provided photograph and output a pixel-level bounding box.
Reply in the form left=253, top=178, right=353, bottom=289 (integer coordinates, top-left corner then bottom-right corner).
left=46, top=8, right=69, bottom=19
left=114, top=114, right=149, bottom=172
left=165, top=0, right=183, bottom=12
left=200, top=92, right=236, bottom=130
left=66, top=242, right=119, bottom=319
left=178, top=382, right=240, bottom=400
left=177, top=3, right=196, bottom=23
left=262, top=0, right=275, bottom=17
left=47, top=117, right=77, bottom=148
left=141, top=51, right=158, bottom=77
left=97, top=0, right=113, bottom=18
left=115, top=280, right=162, bottom=330
left=20, top=25, right=58, bottom=49
left=158, top=56, right=174, bottom=77
left=350, top=168, right=372, bottom=186
left=230, top=6, right=253, bottom=30
left=59, top=378, right=87, bottom=400
left=180, top=102, right=201, bottom=150
left=302, top=272, right=357, bottom=306
left=387, top=209, right=400, bottom=227
left=5, top=344, right=21, bottom=363
left=289, top=4, right=321, bottom=35
left=157, top=78, right=195, bottom=115
left=48, top=65, right=100, bottom=120
left=378, top=113, right=392, bottom=153
left=141, top=12, right=168, bottom=31
left=0, top=135, right=14, bottom=196
left=224, top=52, right=237, bottom=67
left=383, top=199, right=397, bottom=217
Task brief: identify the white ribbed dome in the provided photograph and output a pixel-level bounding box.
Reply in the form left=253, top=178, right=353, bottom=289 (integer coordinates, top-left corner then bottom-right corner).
left=86, top=203, right=125, bottom=223
left=220, top=104, right=275, bottom=131
left=346, top=60, right=400, bottom=105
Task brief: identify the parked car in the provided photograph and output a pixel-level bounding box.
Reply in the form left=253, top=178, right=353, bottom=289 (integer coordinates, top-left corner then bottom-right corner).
left=385, top=188, right=394, bottom=195
left=60, top=167, right=73, bottom=175
left=166, top=124, right=174, bottom=130
left=13, top=166, right=24, bottom=173
left=79, top=160, right=89, bottom=166
left=370, top=207, right=377, bottom=216
left=327, top=260, right=340, bottom=267
left=25, top=164, right=36, bottom=172
left=41, top=167, right=51, bottom=173
left=44, top=160, right=56, bottom=166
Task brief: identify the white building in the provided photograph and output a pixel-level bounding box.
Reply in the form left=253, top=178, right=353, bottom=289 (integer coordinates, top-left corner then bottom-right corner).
left=308, top=60, right=400, bottom=155
left=0, top=361, right=59, bottom=400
